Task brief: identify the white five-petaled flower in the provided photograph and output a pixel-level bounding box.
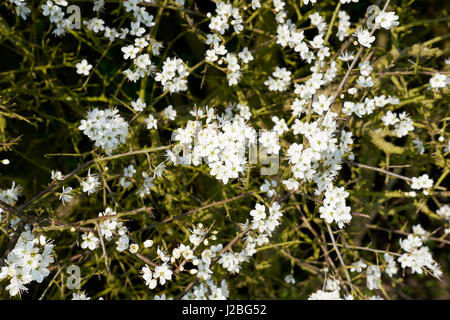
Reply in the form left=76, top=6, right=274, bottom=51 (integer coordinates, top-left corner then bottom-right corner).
left=163, top=105, right=177, bottom=121
left=80, top=232, right=99, bottom=250
left=51, top=170, right=63, bottom=181
left=145, top=114, right=158, bottom=130
left=121, top=45, right=140, bottom=60
left=354, top=29, right=375, bottom=48
left=131, top=98, right=146, bottom=112
left=59, top=186, right=73, bottom=206
left=429, top=73, right=447, bottom=89
left=154, top=264, right=173, bottom=285
left=238, top=47, right=254, bottom=64
left=76, top=59, right=92, bottom=76
left=375, top=11, right=399, bottom=30
left=80, top=169, right=101, bottom=195
left=129, top=244, right=139, bottom=253
left=250, top=203, right=266, bottom=221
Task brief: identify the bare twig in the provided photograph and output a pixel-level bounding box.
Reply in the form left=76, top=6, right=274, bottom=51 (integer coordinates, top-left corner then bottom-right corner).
left=345, top=160, right=446, bottom=191
left=326, top=223, right=354, bottom=293
left=135, top=190, right=258, bottom=233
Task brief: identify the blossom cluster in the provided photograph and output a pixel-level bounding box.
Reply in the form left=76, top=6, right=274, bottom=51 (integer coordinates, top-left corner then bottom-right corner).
left=137, top=202, right=283, bottom=300
left=40, top=0, right=73, bottom=36
left=398, top=232, right=442, bottom=277
left=154, top=57, right=189, bottom=93
left=0, top=228, right=54, bottom=296
left=318, top=186, right=351, bottom=228
left=79, top=208, right=131, bottom=253
left=78, top=108, right=129, bottom=154
left=139, top=223, right=217, bottom=292
left=169, top=105, right=258, bottom=184
left=204, top=2, right=251, bottom=86
left=217, top=202, right=283, bottom=274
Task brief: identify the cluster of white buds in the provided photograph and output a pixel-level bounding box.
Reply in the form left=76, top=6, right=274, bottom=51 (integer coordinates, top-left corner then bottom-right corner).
left=80, top=169, right=101, bottom=195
